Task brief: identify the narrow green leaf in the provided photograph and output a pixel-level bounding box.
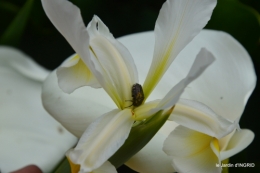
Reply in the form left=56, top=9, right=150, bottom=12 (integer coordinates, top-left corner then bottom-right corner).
left=0, top=0, right=34, bottom=46
left=52, top=157, right=71, bottom=173
left=109, top=107, right=174, bottom=168
left=0, top=1, right=19, bottom=13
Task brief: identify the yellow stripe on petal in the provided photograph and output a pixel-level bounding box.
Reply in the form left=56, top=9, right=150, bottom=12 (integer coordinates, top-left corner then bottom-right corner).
left=212, top=138, right=220, bottom=151
left=71, top=54, right=80, bottom=62
left=57, top=54, right=100, bottom=94
left=210, top=137, right=220, bottom=160
left=86, top=16, right=138, bottom=109
left=143, top=0, right=217, bottom=100
left=163, top=126, right=221, bottom=173
left=67, top=155, right=80, bottom=173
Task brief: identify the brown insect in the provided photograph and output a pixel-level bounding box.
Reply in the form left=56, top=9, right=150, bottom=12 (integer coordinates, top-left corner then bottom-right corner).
left=126, top=83, right=145, bottom=108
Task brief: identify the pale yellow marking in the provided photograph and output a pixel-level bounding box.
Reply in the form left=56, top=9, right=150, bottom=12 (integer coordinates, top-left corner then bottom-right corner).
left=212, top=138, right=220, bottom=152
left=144, top=1, right=190, bottom=100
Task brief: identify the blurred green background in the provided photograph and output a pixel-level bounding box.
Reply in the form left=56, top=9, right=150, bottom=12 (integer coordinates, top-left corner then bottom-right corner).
left=0, top=0, right=259, bottom=172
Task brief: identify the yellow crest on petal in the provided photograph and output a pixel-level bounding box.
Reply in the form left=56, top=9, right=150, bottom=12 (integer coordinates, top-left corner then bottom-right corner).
left=67, top=155, right=80, bottom=173
left=212, top=138, right=220, bottom=152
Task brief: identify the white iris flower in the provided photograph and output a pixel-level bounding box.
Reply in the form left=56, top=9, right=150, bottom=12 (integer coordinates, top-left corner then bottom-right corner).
left=37, top=0, right=256, bottom=173
left=123, top=31, right=256, bottom=173
left=0, top=0, right=256, bottom=173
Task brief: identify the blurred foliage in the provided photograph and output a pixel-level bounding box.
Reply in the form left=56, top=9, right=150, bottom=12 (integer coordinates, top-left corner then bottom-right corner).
left=206, top=0, right=260, bottom=64
left=240, top=0, right=260, bottom=13
left=0, top=0, right=33, bottom=46
left=52, top=157, right=70, bottom=173
left=0, top=0, right=259, bottom=172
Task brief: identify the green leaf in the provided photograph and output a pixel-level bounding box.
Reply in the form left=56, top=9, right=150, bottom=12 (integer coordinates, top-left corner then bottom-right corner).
left=0, top=1, right=19, bottom=13
left=52, top=157, right=71, bottom=173
left=109, top=107, right=174, bottom=168
left=0, top=0, right=34, bottom=46
left=239, top=0, right=260, bottom=14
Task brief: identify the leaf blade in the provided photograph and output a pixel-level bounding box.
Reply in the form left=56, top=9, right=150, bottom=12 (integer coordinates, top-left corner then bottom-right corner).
left=0, top=0, right=34, bottom=46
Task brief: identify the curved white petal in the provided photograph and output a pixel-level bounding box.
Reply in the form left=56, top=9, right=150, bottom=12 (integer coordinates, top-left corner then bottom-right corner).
left=143, top=0, right=217, bottom=98
left=169, top=99, right=237, bottom=139
left=92, top=161, right=117, bottom=173
left=42, top=0, right=138, bottom=108
left=220, top=129, right=254, bottom=161
left=41, top=0, right=102, bottom=94
left=41, top=0, right=91, bottom=67
left=134, top=100, right=160, bottom=120
left=42, top=70, right=116, bottom=137
left=163, top=125, right=221, bottom=173
left=151, top=48, right=215, bottom=115
left=125, top=121, right=177, bottom=173
left=0, top=47, right=77, bottom=172
left=41, top=0, right=84, bottom=51
left=87, top=16, right=138, bottom=108
left=87, top=16, right=138, bottom=85
left=118, top=30, right=256, bottom=121
left=67, top=109, right=134, bottom=172
left=218, top=129, right=236, bottom=151
left=178, top=31, right=256, bottom=121
left=0, top=46, right=49, bottom=81
left=57, top=54, right=100, bottom=94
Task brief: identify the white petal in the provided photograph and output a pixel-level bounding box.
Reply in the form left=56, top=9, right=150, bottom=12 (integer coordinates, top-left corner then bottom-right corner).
left=41, top=0, right=91, bottom=66
left=87, top=15, right=138, bottom=85
left=151, top=48, right=215, bottom=114
left=143, top=0, right=217, bottom=98
left=117, top=32, right=153, bottom=88
left=57, top=54, right=100, bottom=94
left=218, top=129, right=236, bottom=151
left=125, top=121, right=177, bottom=173
left=43, top=1, right=138, bottom=107
left=163, top=125, right=221, bottom=173
left=67, top=158, right=117, bottom=173
left=92, top=161, right=117, bottom=173
left=118, top=30, right=256, bottom=121
left=88, top=16, right=138, bottom=83
left=220, top=129, right=254, bottom=161
left=134, top=100, right=160, bottom=120
left=0, top=47, right=77, bottom=172
left=42, top=70, right=116, bottom=137
left=42, top=0, right=106, bottom=95
left=169, top=99, right=237, bottom=139
left=67, top=109, right=134, bottom=172
left=178, top=31, right=256, bottom=121
left=0, top=46, right=48, bottom=81
left=86, top=16, right=138, bottom=109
